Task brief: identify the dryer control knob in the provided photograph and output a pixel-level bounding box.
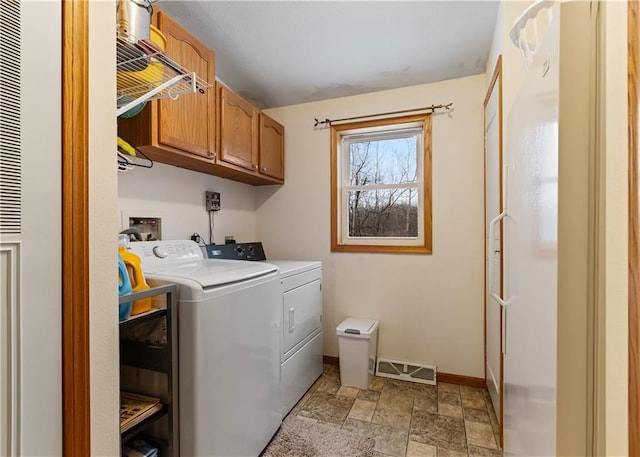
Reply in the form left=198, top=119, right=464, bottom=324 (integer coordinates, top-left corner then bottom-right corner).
left=152, top=246, right=168, bottom=258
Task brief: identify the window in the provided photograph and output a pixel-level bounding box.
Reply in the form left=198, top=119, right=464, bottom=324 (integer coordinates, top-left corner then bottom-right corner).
left=330, top=114, right=432, bottom=253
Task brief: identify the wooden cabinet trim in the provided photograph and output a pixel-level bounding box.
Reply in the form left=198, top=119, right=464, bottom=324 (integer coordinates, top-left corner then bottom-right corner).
left=226, top=99, right=255, bottom=118
left=157, top=11, right=211, bottom=62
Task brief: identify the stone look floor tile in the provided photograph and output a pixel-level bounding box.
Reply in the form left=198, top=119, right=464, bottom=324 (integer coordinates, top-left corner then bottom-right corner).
left=358, top=389, right=382, bottom=402
left=462, top=395, right=487, bottom=410
left=316, top=376, right=341, bottom=394
left=337, top=386, right=360, bottom=398
left=463, top=407, right=490, bottom=424
left=410, top=411, right=467, bottom=453
left=438, top=391, right=462, bottom=406
left=298, top=390, right=354, bottom=424
left=342, top=418, right=409, bottom=457
left=438, top=383, right=460, bottom=394
left=438, top=448, right=469, bottom=457
left=323, top=363, right=340, bottom=376
left=468, top=444, right=503, bottom=457
left=369, top=375, right=386, bottom=392
left=348, top=399, right=377, bottom=422
left=384, top=379, right=437, bottom=401
left=372, top=392, right=414, bottom=429
left=439, top=402, right=463, bottom=419
left=465, top=421, right=498, bottom=450
left=285, top=366, right=503, bottom=457
left=406, top=440, right=437, bottom=457
left=460, top=385, right=487, bottom=399
left=414, top=397, right=438, bottom=414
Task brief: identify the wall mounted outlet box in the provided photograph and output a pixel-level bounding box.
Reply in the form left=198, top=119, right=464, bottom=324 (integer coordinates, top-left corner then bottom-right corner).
left=205, top=191, right=220, bottom=211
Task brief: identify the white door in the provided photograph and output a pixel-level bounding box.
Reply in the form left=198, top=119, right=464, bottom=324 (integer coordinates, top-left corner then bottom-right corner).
left=484, top=56, right=503, bottom=438
left=503, top=3, right=559, bottom=455
left=0, top=2, right=63, bottom=454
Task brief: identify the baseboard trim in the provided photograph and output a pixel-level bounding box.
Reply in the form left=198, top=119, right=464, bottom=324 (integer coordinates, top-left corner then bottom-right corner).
left=437, top=372, right=486, bottom=388
left=323, top=355, right=484, bottom=388
left=323, top=355, right=339, bottom=365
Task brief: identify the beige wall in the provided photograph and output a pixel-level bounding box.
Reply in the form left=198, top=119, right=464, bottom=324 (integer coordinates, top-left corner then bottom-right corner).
left=260, top=75, right=486, bottom=378
left=90, top=1, right=120, bottom=455
left=118, top=163, right=258, bottom=243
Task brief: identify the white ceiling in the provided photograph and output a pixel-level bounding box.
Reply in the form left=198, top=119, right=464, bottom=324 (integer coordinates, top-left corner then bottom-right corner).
left=158, top=1, right=500, bottom=109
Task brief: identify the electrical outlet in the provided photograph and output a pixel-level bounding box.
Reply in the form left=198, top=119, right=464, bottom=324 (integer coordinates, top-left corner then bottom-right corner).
left=205, top=191, right=221, bottom=211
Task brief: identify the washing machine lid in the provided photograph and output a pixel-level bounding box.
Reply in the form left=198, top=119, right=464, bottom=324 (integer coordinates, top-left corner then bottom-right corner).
left=144, top=258, right=278, bottom=288
left=128, top=240, right=277, bottom=288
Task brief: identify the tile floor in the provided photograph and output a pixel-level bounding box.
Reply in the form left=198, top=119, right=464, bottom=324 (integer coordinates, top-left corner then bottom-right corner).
left=286, top=363, right=503, bottom=457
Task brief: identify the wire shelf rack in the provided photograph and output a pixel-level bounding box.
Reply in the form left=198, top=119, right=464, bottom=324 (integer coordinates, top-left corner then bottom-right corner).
left=116, top=33, right=212, bottom=117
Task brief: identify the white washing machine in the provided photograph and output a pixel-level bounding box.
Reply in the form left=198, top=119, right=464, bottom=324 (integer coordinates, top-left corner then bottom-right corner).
left=128, top=240, right=282, bottom=457
left=206, top=244, right=324, bottom=417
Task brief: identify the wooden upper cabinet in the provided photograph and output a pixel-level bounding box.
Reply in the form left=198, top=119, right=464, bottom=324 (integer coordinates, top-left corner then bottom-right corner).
left=259, top=113, right=285, bottom=181
left=157, top=12, right=215, bottom=158
left=117, top=9, right=216, bottom=169
left=217, top=83, right=259, bottom=171
left=216, top=83, right=285, bottom=184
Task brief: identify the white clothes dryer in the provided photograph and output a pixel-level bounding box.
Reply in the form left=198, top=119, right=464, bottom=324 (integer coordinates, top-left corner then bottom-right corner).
left=269, top=260, right=323, bottom=417
left=128, top=240, right=281, bottom=457
left=205, top=243, right=323, bottom=417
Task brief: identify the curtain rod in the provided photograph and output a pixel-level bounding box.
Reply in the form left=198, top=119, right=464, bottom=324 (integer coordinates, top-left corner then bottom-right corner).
left=313, top=102, right=453, bottom=128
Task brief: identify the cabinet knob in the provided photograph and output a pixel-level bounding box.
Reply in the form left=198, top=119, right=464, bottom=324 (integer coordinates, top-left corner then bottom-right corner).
left=253, top=164, right=258, bottom=170
left=262, top=167, right=267, bottom=173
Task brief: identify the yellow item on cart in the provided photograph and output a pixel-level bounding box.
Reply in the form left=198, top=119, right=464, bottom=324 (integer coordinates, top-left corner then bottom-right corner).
left=119, top=246, right=152, bottom=315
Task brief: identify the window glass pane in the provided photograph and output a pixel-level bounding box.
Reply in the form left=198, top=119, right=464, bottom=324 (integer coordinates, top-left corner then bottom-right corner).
left=347, top=188, right=418, bottom=237
left=348, top=137, right=417, bottom=186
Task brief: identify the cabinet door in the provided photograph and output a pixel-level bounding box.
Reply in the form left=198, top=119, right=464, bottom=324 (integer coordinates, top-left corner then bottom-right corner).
left=218, top=83, right=258, bottom=171
left=259, top=113, right=285, bottom=181
left=157, top=12, right=215, bottom=158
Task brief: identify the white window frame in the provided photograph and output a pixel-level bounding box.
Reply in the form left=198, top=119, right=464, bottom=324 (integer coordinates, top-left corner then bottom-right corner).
left=330, top=113, right=432, bottom=254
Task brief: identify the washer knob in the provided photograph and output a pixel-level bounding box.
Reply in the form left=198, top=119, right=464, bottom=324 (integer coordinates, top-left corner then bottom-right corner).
left=152, top=246, right=168, bottom=258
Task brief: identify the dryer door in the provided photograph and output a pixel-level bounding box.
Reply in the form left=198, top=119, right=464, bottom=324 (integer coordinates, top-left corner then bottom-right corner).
left=282, top=271, right=322, bottom=357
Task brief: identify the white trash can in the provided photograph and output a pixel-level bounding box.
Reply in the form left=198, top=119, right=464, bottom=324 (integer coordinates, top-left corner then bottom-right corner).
left=336, top=317, right=379, bottom=389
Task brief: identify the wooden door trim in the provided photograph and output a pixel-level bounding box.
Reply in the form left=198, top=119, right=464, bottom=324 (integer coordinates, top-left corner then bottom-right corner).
left=62, top=0, right=90, bottom=455
left=483, top=54, right=504, bottom=447
left=629, top=0, right=639, bottom=454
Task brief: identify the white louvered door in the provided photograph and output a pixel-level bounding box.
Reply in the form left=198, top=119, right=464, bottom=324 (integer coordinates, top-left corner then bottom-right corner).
left=0, top=1, right=21, bottom=235
left=0, top=2, right=21, bottom=455
left=1, top=1, right=63, bottom=454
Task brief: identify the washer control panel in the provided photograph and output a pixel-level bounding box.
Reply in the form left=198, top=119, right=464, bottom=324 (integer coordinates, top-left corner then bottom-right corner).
left=205, top=242, right=267, bottom=261
left=128, top=240, right=204, bottom=268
